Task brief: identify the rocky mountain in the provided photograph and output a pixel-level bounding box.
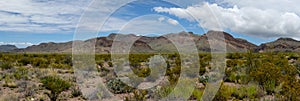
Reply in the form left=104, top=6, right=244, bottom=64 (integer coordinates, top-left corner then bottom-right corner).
left=0, top=45, right=18, bottom=52
left=10, top=31, right=300, bottom=53
left=15, top=42, right=73, bottom=53
left=257, top=38, right=300, bottom=52
left=14, top=35, right=155, bottom=53
left=194, top=31, right=258, bottom=52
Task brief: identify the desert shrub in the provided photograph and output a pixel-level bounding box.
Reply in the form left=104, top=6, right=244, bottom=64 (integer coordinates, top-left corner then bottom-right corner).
left=106, top=78, right=134, bottom=94
left=124, top=89, right=148, bottom=101
left=18, top=57, right=31, bottom=65
left=154, top=85, right=174, bottom=99
left=97, top=65, right=110, bottom=77
left=0, top=62, right=13, bottom=70
left=167, top=66, right=181, bottom=85
left=281, top=81, right=300, bottom=100
left=232, top=84, right=263, bottom=100
left=191, top=89, right=204, bottom=101
left=133, top=67, right=151, bottom=78
left=71, top=86, right=82, bottom=98
left=198, top=75, right=209, bottom=85
left=238, top=74, right=251, bottom=84
left=263, top=80, right=276, bottom=94
left=40, top=75, right=71, bottom=101
left=250, top=62, right=281, bottom=94
left=213, top=84, right=236, bottom=101
left=199, top=56, right=209, bottom=76
left=108, top=61, right=113, bottom=67
left=32, top=57, right=49, bottom=68
left=3, top=79, right=17, bottom=88
left=199, top=67, right=206, bottom=76
left=96, top=61, right=104, bottom=67
left=287, top=53, right=299, bottom=60
left=226, top=53, right=243, bottom=59
left=49, top=63, right=71, bottom=69
left=13, top=67, right=29, bottom=80
left=3, top=74, right=17, bottom=88
left=62, top=55, right=72, bottom=65
left=17, top=81, right=38, bottom=98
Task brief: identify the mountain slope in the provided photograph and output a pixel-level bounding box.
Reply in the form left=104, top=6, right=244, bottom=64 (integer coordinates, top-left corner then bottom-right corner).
left=194, top=31, right=258, bottom=52
left=257, top=38, right=300, bottom=52
left=0, top=45, right=18, bottom=52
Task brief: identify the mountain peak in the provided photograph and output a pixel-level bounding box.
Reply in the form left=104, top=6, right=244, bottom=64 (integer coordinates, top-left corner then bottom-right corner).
left=206, top=30, right=233, bottom=37
left=277, top=37, right=299, bottom=42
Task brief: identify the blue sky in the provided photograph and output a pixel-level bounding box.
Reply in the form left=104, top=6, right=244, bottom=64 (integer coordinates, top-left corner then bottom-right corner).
left=1, top=0, right=300, bottom=48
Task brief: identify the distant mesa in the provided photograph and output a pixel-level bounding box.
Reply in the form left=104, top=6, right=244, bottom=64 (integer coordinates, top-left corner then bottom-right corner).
left=2, top=31, right=300, bottom=53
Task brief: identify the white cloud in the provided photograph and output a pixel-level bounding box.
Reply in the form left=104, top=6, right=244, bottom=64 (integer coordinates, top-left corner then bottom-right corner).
left=154, top=7, right=194, bottom=21
left=167, top=19, right=179, bottom=25
left=0, top=42, right=34, bottom=48
left=153, top=1, right=300, bottom=39
left=118, top=15, right=184, bottom=35
left=0, top=0, right=133, bottom=33
left=0, top=0, right=91, bottom=33
left=222, top=0, right=300, bottom=14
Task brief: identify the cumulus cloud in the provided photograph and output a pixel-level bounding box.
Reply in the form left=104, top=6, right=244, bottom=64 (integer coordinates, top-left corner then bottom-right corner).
left=153, top=1, right=300, bottom=39
left=222, top=0, right=300, bottom=14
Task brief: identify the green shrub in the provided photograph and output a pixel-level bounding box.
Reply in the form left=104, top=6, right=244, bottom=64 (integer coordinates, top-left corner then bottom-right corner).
left=232, top=84, right=263, bottom=100
left=106, top=78, right=134, bottom=94
left=49, top=63, right=71, bottom=69
left=250, top=62, right=281, bottom=93
left=32, top=57, right=49, bottom=68
left=198, top=75, right=209, bottom=84
left=214, top=84, right=236, bottom=101
left=191, top=89, right=204, bottom=101
left=0, top=62, right=13, bottom=70
left=18, top=57, right=31, bottom=65
left=13, top=67, right=29, bottom=80
left=124, top=89, right=148, bottom=101
left=3, top=74, right=17, bottom=88
left=154, top=85, right=174, bottom=99
left=227, top=73, right=237, bottom=83
left=133, top=67, right=150, bottom=78
left=40, top=75, right=71, bottom=101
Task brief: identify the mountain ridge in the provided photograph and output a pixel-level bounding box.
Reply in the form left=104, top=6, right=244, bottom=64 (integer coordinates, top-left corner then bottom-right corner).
left=3, top=31, right=300, bottom=53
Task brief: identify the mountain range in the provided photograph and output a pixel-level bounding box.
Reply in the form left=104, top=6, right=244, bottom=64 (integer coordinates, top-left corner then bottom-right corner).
left=1, top=31, right=300, bottom=53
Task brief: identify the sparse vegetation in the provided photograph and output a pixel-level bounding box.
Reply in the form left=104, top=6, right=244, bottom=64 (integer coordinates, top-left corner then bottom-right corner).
left=0, top=53, right=299, bottom=100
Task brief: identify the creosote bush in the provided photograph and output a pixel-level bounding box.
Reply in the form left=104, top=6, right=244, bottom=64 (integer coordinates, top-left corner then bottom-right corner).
left=0, top=62, right=13, bottom=70
left=106, top=78, right=134, bottom=94
left=40, top=75, right=71, bottom=101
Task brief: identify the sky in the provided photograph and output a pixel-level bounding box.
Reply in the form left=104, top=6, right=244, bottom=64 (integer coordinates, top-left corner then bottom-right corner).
left=0, top=0, right=300, bottom=48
